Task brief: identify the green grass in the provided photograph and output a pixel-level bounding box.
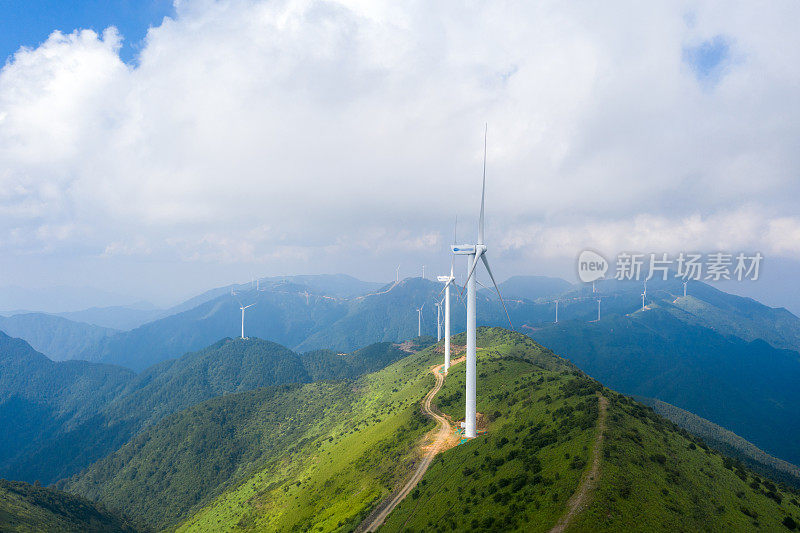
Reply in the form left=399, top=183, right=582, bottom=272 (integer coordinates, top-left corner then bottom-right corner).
left=381, top=331, right=595, bottom=532
left=573, top=393, right=800, bottom=531
left=176, top=347, right=440, bottom=532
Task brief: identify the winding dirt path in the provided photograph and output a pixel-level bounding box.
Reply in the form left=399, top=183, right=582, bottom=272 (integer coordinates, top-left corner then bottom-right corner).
left=358, top=358, right=463, bottom=532
left=549, top=394, right=609, bottom=533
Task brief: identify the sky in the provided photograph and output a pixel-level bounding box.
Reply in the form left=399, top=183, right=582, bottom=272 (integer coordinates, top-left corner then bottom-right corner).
left=0, top=0, right=799, bottom=310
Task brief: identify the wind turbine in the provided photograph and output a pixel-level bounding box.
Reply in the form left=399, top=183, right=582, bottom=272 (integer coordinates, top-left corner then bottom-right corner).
left=239, top=303, right=254, bottom=339
left=417, top=303, right=425, bottom=337
left=437, top=218, right=459, bottom=373
left=396, top=265, right=400, bottom=283
left=641, top=280, right=647, bottom=311
left=596, top=297, right=601, bottom=321
left=422, top=265, right=425, bottom=280
left=555, top=299, right=559, bottom=323
left=683, top=280, right=688, bottom=297
left=453, top=125, right=513, bottom=439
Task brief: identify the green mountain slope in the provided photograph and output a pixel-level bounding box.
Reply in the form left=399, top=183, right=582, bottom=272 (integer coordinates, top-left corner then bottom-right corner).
left=1, top=331, right=411, bottom=486
left=0, top=478, right=138, bottom=532
left=63, top=341, right=438, bottom=530
left=66, top=328, right=800, bottom=531
left=638, top=396, right=800, bottom=489
left=384, top=331, right=800, bottom=531
left=528, top=309, right=800, bottom=467
left=103, top=337, right=312, bottom=430
left=0, top=313, right=118, bottom=361
left=0, top=332, right=134, bottom=484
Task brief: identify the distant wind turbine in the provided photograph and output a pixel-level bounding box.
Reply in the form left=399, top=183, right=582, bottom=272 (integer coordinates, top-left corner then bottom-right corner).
left=239, top=303, right=254, bottom=339
left=396, top=265, right=400, bottom=283
left=642, top=280, right=647, bottom=311
left=596, top=297, right=601, bottom=321
left=422, top=265, right=425, bottom=280
left=437, top=217, right=459, bottom=373
left=417, top=303, right=425, bottom=337
left=453, top=124, right=514, bottom=439
left=683, top=280, right=688, bottom=297
left=555, top=299, right=559, bottom=323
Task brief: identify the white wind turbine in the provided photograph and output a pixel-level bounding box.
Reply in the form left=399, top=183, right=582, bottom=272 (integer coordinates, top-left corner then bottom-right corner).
left=641, top=279, right=647, bottom=311
left=555, top=299, right=559, bottom=323
left=396, top=265, right=400, bottom=283
left=596, top=297, right=601, bottom=321
left=239, top=302, right=254, bottom=339
left=453, top=125, right=514, bottom=439
left=437, top=218, right=459, bottom=373
left=422, top=265, right=425, bottom=280
left=417, top=302, right=425, bottom=337
left=683, top=280, right=688, bottom=297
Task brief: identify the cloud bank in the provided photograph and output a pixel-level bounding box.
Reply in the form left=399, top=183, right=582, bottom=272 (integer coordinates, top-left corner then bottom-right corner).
left=1, top=0, right=799, bottom=299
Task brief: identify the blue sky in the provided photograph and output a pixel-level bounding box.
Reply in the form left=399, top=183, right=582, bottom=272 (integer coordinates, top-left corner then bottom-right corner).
left=0, top=0, right=174, bottom=64
left=683, top=35, right=731, bottom=85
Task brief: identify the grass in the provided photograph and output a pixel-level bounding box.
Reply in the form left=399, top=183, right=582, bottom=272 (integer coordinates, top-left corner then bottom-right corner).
left=176, top=347, right=441, bottom=532
left=573, top=393, right=800, bottom=531
left=381, top=332, right=595, bottom=532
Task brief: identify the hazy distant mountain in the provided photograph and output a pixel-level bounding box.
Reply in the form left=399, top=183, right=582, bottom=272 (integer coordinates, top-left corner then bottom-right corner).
left=484, top=275, right=573, bottom=301
left=0, top=313, right=118, bottom=361
left=57, top=304, right=163, bottom=331
left=0, top=285, right=137, bottom=314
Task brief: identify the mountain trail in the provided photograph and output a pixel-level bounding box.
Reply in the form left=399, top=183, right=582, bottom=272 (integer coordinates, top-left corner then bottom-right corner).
left=357, top=357, right=464, bottom=532
left=549, top=393, right=608, bottom=533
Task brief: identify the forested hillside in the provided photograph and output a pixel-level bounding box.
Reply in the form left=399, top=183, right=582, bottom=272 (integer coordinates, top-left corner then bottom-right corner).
left=0, top=333, right=414, bottom=486
left=0, top=479, right=138, bottom=532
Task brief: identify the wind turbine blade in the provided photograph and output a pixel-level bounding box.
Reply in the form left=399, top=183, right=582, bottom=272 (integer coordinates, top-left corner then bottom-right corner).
left=481, top=254, right=514, bottom=331
left=459, top=249, right=484, bottom=299
left=479, top=123, right=487, bottom=245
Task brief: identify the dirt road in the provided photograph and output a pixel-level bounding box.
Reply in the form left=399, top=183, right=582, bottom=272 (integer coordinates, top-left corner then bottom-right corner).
left=549, top=394, right=609, bottom=533
left=358, top=358, right=462, bottom=532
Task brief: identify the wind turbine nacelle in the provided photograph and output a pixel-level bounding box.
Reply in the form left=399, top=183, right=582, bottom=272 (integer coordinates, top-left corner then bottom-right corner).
left=452, top=244, right=476, bottom=255
left=437, top=275, right=451, bottom=282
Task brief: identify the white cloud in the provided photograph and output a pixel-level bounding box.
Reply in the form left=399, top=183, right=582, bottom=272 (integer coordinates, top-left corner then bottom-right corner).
left=1, top=0, right=799, bottom=298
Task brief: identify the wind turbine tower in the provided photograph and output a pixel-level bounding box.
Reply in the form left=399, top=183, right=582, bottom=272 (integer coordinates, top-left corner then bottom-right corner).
left=642, top=280, right=647, bottom=311
left=683, top=280, right=687, bottom=297
left=453, top=125, right=513, bottom=439
left=422, top=265, right=425, bottom=280
left=240, top=303, right=254, bottom=339
left=597, top=297, right=601, bottom=321
left=555, top=299, right=559, bottom=323
left=417, top=303, right=425, bottom=337
left=437, top=219, right=459, bottom=373
left=396, top=265, right=400, bottom=283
